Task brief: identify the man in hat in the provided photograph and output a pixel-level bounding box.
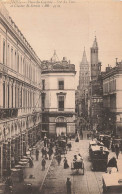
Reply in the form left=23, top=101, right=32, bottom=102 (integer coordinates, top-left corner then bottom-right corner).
left=66, top=177, right=71, bottom=194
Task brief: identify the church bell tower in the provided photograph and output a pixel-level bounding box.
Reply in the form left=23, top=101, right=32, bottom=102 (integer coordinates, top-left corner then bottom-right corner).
left=91, top=36, right=101, bottom=80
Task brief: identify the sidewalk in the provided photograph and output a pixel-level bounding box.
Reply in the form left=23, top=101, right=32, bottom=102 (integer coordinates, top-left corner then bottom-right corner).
left=12, top=141, right=53, bottom=194
left=108, top=150, right=122, bottom=173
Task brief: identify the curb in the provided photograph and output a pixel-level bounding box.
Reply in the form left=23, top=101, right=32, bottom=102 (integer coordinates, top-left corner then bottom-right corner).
left=39, top=155, right=54, bottom=193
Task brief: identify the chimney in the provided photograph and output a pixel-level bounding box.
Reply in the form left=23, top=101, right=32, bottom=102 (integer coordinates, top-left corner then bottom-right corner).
left=106, top=64, right=112, bottom=72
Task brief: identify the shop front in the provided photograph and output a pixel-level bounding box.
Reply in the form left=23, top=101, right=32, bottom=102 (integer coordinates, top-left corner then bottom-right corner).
left=56, top=117, right=67, bottom=136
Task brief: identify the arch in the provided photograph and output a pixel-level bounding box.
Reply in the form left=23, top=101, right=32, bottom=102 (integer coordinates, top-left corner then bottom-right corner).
left=55, top=116, right=67, bottom=123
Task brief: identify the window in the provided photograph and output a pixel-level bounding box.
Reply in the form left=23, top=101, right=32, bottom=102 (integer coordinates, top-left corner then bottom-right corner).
left=8, top=84, right=9, bottom=108
left=42, top=80, right=45, bottom=90
left=7, top=44, right=9, bottom=66
left=15, top=51, right=16, bottom=71
left=17, top=54, right=19, bottom=72
left=3, top=40, right=5, bottom=64
left=11, top=48, right=13, bottom=68
left=42, top=95, right=45, bottom=111
left=3, top=82, right=5, bottom=108
left=12, top=85, right=13, bottom=108
left=58, top=96, right=64, bottom=111
left=59, top=80, right=64, bottom=90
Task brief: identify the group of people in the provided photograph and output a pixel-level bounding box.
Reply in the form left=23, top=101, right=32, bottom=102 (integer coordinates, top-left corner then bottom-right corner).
left=41, top=137, right=54, bottom=170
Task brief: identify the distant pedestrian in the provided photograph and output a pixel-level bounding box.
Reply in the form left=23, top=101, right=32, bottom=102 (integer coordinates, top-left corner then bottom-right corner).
left=29, top=157, right=33, bottom=168
left=56, top=153, right=61, bottom=166
left=44, top=139, right=47, bottom=147
left=66, top=177, right=71, bottom=194
left=36, top=148, right=39, bottom=161
left=41, top=158, right=46, bottom=170
left=41, top=147, right=45, bottom=158
left=64, top=157, right=69, bottom=169
left=48, top=147, right=53, bottom=160
left=44, top=147, right=48, bottom=159
left=115, top=144, right=120, bottom=159
left=69, top=135, right=72, bottom=140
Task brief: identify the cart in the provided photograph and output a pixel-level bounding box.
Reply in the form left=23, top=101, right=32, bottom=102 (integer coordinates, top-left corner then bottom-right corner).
left=55, top=140, right=67, bottom=155
left=71, top=160, right=84, bottom=175
left=102, top=173, right=122, bottom=193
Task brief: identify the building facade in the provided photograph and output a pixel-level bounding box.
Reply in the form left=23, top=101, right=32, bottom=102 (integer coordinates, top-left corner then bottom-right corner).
left=41, top=55, right=76, bottom=137
left=0, top=3, right=42, bottom=178
left=103, top=62, right=122, bottom=137
left=88, top=77, right=103, bottom=131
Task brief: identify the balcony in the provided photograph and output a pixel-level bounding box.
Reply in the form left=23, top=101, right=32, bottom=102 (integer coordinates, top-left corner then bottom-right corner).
left=0, top=108, right=18, bottom=119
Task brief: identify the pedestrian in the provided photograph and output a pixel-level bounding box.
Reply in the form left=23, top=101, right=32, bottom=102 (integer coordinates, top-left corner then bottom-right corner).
left=69, top=134, right=72, bottom=140
left=46, top=138, right=49, bottom=147
left=56, top=153, right=61, bottom=166
left=29, top=157, right=34, bottom=168
left=41, top=147, right=45, bottom=158
left=64, top=157, right=69, bottom=169
left=5, top=176, right=13, bottom=193
left=45, top=147, right=48, bottom=159
left=19, top=169, right=24, bottom=182
left=66, top=177, right=71, bottom=194
left=36, top=148, right=39, bottom=161
left=48, top=147, right=53, bottom=160
left=115, top=144, right=120, bottom=159
left=44, top=139, right=46, bottom=147
left=41, top=158, right=46, bottom=170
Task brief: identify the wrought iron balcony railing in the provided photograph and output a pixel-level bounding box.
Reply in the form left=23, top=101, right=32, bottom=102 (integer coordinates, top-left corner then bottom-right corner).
left=0, top=108, right=18, bottom=119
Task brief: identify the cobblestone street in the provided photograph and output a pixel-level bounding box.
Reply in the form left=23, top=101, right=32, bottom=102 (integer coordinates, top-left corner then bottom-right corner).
left=41, top=132, right=122, bottom=194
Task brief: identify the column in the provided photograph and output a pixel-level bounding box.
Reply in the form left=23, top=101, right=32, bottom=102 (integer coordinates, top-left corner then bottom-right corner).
left=9, top=81, right=12, bottom=108
left=0, top=144, right=3, bottom=179
left=5, top=79, right=8, bottom=108
left=0, top=35, right=1, bottom=63
left=13, top=81, right=16, bottom=108
left=0, top=76, right=3, bottom=108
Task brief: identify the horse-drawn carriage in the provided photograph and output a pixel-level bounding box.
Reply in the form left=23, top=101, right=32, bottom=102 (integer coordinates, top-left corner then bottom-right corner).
left=55, top=139, right=67, bottom=155
left=71, top=161, right=84, bottom=175
left=71, top=155, right=84, bottom=175
left=90, top=145, right=109, bottom=171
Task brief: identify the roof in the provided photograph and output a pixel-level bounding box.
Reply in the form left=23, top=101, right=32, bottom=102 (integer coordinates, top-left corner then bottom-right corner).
left=41, top=57, right=76, bottom=73
left=91, top=145, right=109, bottom=152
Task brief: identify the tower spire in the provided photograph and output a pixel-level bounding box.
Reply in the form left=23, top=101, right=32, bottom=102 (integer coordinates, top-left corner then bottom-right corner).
left=92, top=36, right=98, bottom=48
left=51, top=50, right=59, bottom=62
left=81, top=47, right=88, bottom=64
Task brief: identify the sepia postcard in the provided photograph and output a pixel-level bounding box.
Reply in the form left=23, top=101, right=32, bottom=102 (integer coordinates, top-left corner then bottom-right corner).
left=0, top=0, right=122, bottom=193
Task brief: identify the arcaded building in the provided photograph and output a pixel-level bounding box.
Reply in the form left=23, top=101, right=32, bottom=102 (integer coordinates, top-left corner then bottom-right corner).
left=0, top=3, right=42, bottom=178
left=41, top=52, right=76, bottom=137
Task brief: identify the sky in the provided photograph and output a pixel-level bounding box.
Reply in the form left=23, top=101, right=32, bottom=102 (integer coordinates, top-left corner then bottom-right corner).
left=3, top=0, right=122, bottom=86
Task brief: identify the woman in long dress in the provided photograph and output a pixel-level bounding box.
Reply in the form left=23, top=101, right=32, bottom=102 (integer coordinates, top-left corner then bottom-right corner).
left=64, top=157, right=69, bottom=169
